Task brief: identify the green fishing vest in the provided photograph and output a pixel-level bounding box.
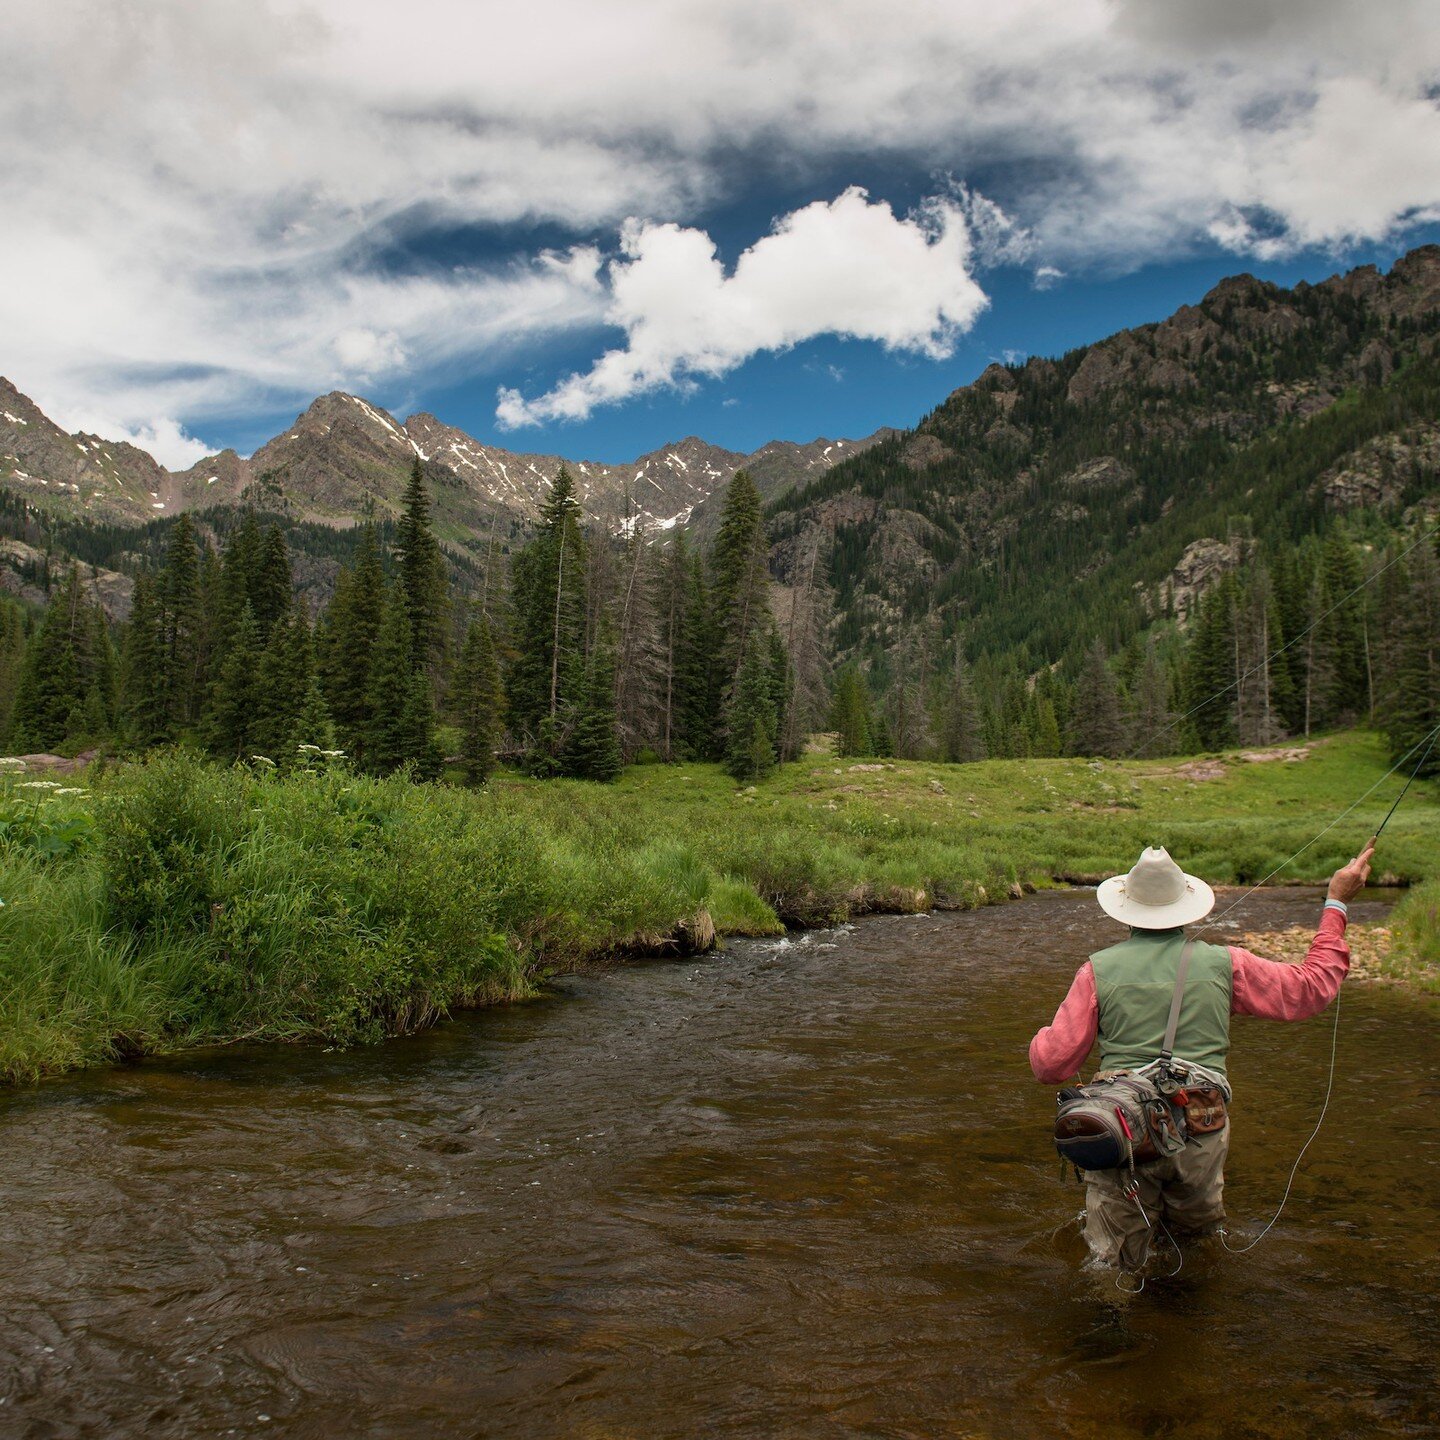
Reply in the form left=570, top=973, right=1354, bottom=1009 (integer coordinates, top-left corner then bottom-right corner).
left=1091, top=928, right=1233, bottom=1079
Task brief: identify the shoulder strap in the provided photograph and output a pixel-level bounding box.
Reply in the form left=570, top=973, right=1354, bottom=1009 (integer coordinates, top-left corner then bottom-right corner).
left=1160, top=938, right=1196, bottom=1062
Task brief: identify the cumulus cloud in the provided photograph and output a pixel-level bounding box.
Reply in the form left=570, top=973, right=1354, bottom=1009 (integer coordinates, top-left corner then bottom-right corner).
left=2, top=0, right=1439, bottom=449
left=495, top=189, right=987, bottom=426
left=55, top=414, right=215, bottom=473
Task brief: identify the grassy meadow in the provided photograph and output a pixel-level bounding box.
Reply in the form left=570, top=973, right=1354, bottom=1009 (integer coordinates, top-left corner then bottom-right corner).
left=1, top=729, right=1436, bottom=1084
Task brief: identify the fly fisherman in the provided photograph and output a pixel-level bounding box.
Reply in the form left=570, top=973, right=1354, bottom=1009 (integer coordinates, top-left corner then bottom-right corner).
left=1030, top=842, right=1374, bottom=1272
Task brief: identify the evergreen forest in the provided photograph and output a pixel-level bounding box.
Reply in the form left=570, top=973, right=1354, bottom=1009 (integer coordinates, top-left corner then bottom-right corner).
left=3, top=253, right=1440, bottom=784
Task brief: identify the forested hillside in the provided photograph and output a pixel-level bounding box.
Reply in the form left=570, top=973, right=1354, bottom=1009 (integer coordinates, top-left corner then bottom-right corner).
left=0, top=456, right=815, bottom=788
left=771, top=246, right=1440, bottom=765
left=1, top=248, right=1437, bottom=781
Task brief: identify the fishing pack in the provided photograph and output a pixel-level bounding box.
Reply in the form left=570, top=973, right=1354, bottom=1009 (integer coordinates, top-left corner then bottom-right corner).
left=1053, top=1071, right=1184, bottom=1173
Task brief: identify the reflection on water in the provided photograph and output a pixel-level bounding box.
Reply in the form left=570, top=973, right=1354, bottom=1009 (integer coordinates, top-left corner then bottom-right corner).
left=1, top=888, right=1436, bottom=1438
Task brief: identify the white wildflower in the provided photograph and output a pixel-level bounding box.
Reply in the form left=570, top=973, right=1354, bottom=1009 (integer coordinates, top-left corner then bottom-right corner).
left=296, top=744, right=322, bottom=754
left=250, top=756, right=276, bottom=768
left=321, top=749, right=345, bottom=758
left=16, top=780, right=61, bottom=790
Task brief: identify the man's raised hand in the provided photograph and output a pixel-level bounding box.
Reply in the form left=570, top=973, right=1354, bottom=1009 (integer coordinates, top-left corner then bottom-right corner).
left=1328, top=839, right=1376, bottom=904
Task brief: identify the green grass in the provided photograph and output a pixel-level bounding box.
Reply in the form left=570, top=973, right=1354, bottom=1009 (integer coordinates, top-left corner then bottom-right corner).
left=1387, top=880, right=1440, bottom=992
left=0, top=730, right=1435, bottom=1084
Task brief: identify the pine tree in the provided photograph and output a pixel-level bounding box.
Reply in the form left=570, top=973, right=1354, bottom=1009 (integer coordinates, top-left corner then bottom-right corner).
left=1271, top=547, right=1310, bottom=732
left=657, top=534, right=698, bottom=760
left=884, top=626, right=936, bottom=760
left=121, top=572, right=169, bottom=747
left=452, top=615, right=505, bottom=785
left=1029, top=693, right=1062, bottom=758
left=206, top=604, right=261, bottom=761
left=363, top=585, right=422, bottom=774
left=1318, top=532, right=1367, bottom=723
left=1130, top=640, right=1177, bottom=758
left=711, top=470, right=770, bottom=686
left=830, top=668, right=873, bottom=757
left=85, top=605, right=118, bottom=735
left=507, top=469, right=588, bottom=750
left=1183, top=577, right=1238, bottom=749
left=561, top=645, right=622, bottom=782
left=248, top=616, right=297, bottom=762
left=76, top=682, right=109, bottom=742
left=1383, top=539, right=1440, bottom=775
left=1230, top=565, right=1291, bottom=745
left=0, top=599, right=28, bottom=744
left=767, top=629, right=792, bottom=762
left=196, top=517, right=255, bottom=742
left=198, top=541, right=224, bottom=684
left=1068, top=640, right=1127, bottom=757
left=726, top=642, right=778, bottom=782
left=395, top=458, right=450, bottom=679
left=247, top=609, right=323, bottom=765
left=8, top=568, right=90, bottom=750
left=251, top=525, right=294, bottom=642
left=399, top=669, right=442, bottom=781
left=611, top=529, right=666, bottom=759
left=319, top=519, right=384, bottom=763
left=678, top=546, right=721, bottom=759
left=160, top=513, right=205, bottom=729
left=989, top=669, right=1034, bottom=758
left=938, top=650, right=986, bottom=763
left=212, top=511, right=262, bottom=660
left=1300, top=565, right=1334, bottom=737
left=290, top=674, right=337, bottom=758
left=778, top=532, right=833, bottom=762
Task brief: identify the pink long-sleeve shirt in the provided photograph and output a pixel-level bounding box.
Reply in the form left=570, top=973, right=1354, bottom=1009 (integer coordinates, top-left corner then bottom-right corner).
left=1028, top=906, right=1351, bottom=1084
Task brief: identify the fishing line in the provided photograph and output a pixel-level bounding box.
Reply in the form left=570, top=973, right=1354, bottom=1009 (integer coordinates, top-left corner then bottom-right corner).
left=1220, top=986, right=1342, bottom=1256
left=1107, top=1196, right=1185, bottom=1293
left=1198, top=720, right=1440, bottom=934
left=1125, top=516, right=1440, bottom=763
left=1211, top=721, right=1438, bottom=1254
left=1374, top=725, right=1440, bottom=838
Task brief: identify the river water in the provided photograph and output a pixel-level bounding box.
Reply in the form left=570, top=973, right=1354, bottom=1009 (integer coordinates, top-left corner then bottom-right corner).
left=2, top=888, right=1436, bottom=1439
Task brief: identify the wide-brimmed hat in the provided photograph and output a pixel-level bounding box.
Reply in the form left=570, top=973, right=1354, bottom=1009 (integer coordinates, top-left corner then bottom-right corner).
left=1096, top=846, right=1214, bottom=929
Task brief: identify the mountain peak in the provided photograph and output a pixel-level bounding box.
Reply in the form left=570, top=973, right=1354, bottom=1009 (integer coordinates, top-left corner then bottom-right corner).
left=1200, top=272, right=1272, bottom=308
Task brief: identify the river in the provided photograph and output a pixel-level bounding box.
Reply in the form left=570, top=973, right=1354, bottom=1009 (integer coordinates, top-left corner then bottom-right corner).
left=1, top=888, right=1436, bottom=1438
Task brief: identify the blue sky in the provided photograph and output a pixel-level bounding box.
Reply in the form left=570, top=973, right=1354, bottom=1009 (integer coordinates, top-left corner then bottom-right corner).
left=4, top=1, right=1440, bottom=468
left=383, top=222, right=1440, bottom=465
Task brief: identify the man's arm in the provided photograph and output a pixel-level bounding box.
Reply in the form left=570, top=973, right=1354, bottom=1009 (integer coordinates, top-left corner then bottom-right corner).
left=1231, top=841, right=1373, bottom=1021
left=1029, top=962, right=1099, bottom=1083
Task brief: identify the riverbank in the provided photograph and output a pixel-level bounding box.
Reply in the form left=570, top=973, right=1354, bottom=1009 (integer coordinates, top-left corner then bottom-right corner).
left=1, top=730, right=1435, bottom=1083
left=1238, top=912, right=1440, bottom=993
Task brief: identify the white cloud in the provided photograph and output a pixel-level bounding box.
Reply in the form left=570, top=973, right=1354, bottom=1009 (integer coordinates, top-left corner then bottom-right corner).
left=497, top=189, right=987, bottom=426
left=952, top=185, right=1036, bottom=270
left=58, top=414, right=214, bottom=472
left=1, top=0, right=1438, bottom=449
left=122, top=421, right=214, bottom=473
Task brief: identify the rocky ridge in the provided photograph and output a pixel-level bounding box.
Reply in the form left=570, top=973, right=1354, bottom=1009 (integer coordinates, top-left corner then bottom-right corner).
left=0, top=382, right=887, bottom=543
left=0, top=378, right=172, bottom=520
left=769, top=244, right=1440, bottom=660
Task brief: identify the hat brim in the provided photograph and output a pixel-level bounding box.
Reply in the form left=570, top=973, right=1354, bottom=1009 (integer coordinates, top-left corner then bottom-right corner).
left=1096, top=873, right=1215, bottom=929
